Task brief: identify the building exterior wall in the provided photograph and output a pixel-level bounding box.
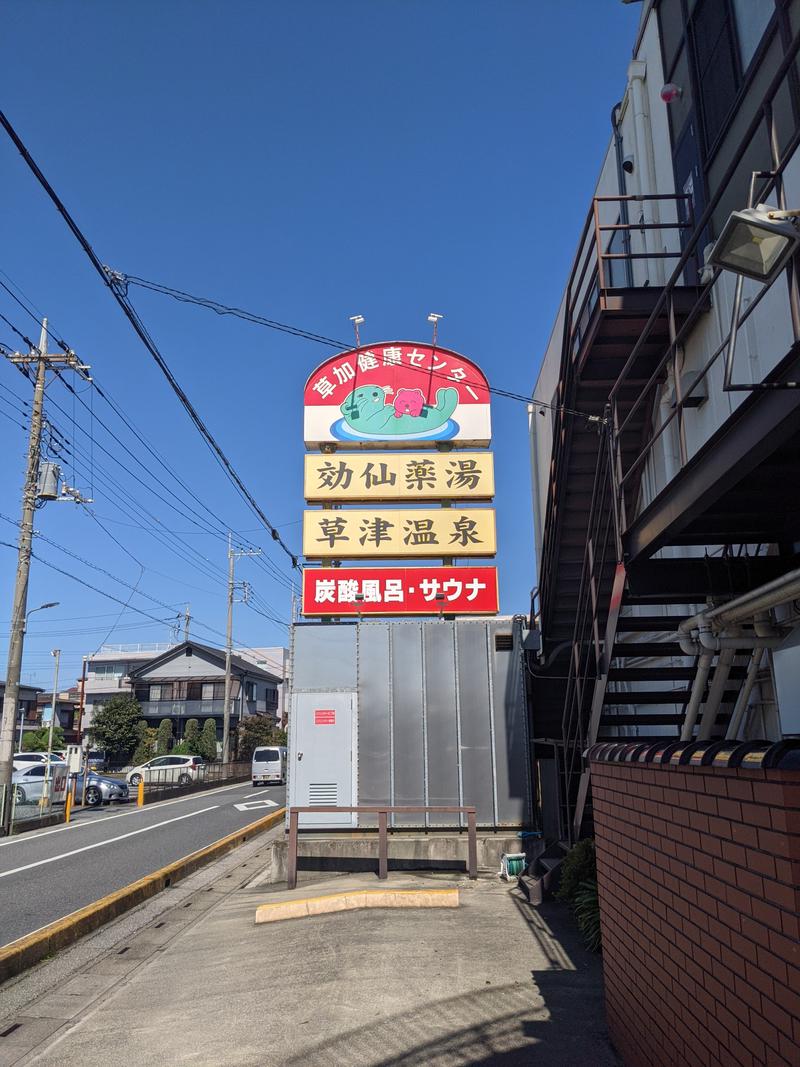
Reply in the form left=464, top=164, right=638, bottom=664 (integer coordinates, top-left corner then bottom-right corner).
left=591, top=751, right=800, bottom=1067
left=529, top=0, right=800, bottom=741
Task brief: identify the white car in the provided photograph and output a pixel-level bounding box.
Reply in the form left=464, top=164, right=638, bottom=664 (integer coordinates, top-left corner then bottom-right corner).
left=126, top=755, right=206, bottom=787
left=13, top=752, right=66, bottom=766
left=12, top=763, right=48, bottom=804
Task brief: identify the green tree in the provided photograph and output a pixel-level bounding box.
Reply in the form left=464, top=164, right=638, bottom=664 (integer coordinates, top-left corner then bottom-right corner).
left=131, top=722, right=157, bottom=766
left=156, top=718, right=173, bottom=755
left=89, top=696, right=142, bottom=761
left=200, top=718, right=218, bottom=761
left=21, top=726, right=65, bottom=752
left=183, top=718, right=201, bottom=752
left=238, top=715, right=287, bottom=761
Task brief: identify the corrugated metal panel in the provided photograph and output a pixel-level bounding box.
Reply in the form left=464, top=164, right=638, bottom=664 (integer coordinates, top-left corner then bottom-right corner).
left=293, top=624, right=357, bottom=690
left=423, top=623, right=461, bottom=825
left=357, top=623, right=391, bottom=825
left=455, top=622, right=496, bottom=825
left=390, top=623, right=425, bottom=826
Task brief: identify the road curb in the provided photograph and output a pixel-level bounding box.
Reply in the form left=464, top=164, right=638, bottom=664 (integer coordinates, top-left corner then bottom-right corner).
left=0, top=807, right=285, bottom=985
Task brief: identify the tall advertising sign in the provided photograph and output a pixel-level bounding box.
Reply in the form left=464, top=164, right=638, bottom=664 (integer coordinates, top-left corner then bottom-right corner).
left=303, top=342, right=491, bottom=449
left=301, top=339, right=498, bottom=617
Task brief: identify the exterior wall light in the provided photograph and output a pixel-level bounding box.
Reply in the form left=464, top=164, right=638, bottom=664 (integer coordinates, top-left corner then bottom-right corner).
left=708, top=181, right=800, bottom=391
left=660, top=83, right=682, bottom=103
left=707, top=204, right=800, bottom=283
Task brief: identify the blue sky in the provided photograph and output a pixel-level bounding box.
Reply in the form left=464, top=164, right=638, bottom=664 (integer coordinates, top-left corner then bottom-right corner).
left=1, top=0, right=640, bottom=688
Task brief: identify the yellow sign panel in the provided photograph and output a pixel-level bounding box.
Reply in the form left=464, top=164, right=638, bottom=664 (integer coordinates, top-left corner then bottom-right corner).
left=304, top=452, right=494, bottom=502
left=303, top=508, right=496, bottom=559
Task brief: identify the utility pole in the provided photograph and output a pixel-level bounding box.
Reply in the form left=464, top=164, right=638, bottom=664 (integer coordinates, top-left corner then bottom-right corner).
left=221, top=533, right=235, bottom=765
left=220, top=534, right=261, bottom=764
left=44, top=649, right=61, bottom=802
left=0, top=322, right=90, bottom=835
left=183, top=604, right=191, bottom=642
left=47, top=649, right=61, bottom=756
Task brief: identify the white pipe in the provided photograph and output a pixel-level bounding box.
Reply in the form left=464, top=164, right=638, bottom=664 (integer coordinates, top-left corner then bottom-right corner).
left=725, top=649, right=764, bottom=740
left=696, top=629, right=782, bottom=652
left=627, top=60, right=661, bottom=282
left=697, top=646, right=736, bottom=741
left=680, top=651, right=714, bottom=742
left=707, top=567, right=800, bottom=627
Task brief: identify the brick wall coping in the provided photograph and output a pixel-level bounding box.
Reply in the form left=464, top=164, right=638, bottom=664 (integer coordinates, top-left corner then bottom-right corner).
left=587, top=738, right=800, bottom=771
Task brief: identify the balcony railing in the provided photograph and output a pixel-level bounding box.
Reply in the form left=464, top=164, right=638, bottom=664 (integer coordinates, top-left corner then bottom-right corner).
left=138, top=700, right=226, bottom=718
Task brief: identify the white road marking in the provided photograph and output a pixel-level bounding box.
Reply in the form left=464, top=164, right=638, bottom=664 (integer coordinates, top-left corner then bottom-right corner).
left=0, top=780, right=259, bottom=848
left=0, top=805, right=218, bottom=879
left=233, top=799, right=278, bottom=812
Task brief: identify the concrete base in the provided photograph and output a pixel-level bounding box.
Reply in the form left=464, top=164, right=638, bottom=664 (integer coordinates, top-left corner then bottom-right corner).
left=264, top=831, right=544, bottom=885
left=255, top=886, right=459, bottom=923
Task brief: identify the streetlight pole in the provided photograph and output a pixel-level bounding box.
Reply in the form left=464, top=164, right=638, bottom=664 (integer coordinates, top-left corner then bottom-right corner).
left=47, top=649, right=61, bottom=756
left=44, top=648, right=61, bottom=806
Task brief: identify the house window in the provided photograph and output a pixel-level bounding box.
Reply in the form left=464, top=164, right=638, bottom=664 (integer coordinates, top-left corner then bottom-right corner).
left=92, top=662, right=124, bottom=679
left=149, top=685, right=161, bottom=702
left=691, top=0, right=740, bottom=153
left=201, top=683, right=215, bottom=701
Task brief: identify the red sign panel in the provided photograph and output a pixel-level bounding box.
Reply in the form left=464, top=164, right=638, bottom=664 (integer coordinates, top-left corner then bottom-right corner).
left=303, top=342, right=491, bottom=447
left=302, top=566, right=499, bottom=616
left=315, top=709, right=336, bottom=725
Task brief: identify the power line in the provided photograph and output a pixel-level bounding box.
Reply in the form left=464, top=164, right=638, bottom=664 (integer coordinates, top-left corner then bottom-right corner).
left=0, top=108, right=300, bottom=568
left=2, top=276, right=297, bottom=591
left=120, top=273, right=597, bottom=420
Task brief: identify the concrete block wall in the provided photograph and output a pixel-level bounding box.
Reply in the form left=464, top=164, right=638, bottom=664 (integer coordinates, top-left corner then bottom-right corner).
left=590, top=755, right=800, bottom=1067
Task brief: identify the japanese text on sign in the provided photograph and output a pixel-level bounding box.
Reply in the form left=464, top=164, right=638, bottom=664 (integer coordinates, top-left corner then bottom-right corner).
left=302, top=508, right=496, bottom=559
left=302, top=567, right=499, bottom=616
left=304, top=452, right=494, bottom=502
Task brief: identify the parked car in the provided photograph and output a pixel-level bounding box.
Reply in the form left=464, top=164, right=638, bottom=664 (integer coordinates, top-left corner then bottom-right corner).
left=13, top=751, right=66, bottom=766
left=12, top=763, right=48, bottom=804
left=252, top=746, right=287, bottom=786
left=126, top=755, right=206, bottom=787
left=71, top=772, right=130, bottom=807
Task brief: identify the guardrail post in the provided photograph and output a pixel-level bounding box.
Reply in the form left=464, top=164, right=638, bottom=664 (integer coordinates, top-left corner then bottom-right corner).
left=287, top=809, right=298, bottom=890
left=378, top=810, right=388, bottom=880
left=467, top=809, right=477, bottom=879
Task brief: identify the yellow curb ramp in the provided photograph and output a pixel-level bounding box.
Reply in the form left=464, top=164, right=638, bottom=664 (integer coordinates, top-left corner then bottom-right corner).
left=0, top=807, right=285, bottom=985
left=255, top=886, right=459, bottom=924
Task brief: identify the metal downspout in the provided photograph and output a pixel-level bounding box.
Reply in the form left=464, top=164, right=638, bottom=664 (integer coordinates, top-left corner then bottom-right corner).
left=611, top=101, right=634, bottom=287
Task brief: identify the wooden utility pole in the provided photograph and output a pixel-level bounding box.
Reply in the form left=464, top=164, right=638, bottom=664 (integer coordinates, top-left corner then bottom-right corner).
left=0, top=322, right=90, bottom=834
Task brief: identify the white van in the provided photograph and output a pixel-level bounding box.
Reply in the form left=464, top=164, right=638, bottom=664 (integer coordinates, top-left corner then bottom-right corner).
left=252, top=746, right=287, bottom=786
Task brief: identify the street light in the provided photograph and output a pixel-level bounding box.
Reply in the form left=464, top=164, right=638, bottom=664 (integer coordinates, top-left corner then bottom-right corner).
left=708, top=204, right=800, bottom=283
left=24, top=602, right=59, bottom=632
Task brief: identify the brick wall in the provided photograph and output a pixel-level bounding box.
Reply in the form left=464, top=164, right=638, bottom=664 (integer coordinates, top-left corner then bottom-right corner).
left=590, top=756, right=800, bottom=1067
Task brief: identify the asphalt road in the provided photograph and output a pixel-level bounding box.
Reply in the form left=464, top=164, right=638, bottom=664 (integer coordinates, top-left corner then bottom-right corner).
left=0, top=779, right=286, bottom=947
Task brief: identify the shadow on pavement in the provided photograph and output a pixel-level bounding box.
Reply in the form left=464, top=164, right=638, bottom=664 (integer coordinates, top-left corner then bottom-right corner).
left=284, top=895, right=618, bottom=1067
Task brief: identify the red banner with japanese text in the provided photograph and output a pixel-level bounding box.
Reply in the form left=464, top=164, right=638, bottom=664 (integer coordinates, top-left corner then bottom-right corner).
left=302, top=566, right=498, bottom=616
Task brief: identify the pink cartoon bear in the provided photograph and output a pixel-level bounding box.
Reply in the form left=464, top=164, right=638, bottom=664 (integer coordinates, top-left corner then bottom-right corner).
left=392, top=387, right=425, bottom=418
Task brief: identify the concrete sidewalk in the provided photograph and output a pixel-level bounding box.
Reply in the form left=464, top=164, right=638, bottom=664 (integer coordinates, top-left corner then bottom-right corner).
left=16, top=870, right=618, bottom=1066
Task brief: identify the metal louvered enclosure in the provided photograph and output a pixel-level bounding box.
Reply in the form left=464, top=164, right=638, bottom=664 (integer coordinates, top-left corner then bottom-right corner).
left=287, top=617, right=533, bottom=830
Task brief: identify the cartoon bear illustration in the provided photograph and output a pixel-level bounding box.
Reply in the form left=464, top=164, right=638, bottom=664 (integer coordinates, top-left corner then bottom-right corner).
left=392, top=387, right=425, bottom=418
